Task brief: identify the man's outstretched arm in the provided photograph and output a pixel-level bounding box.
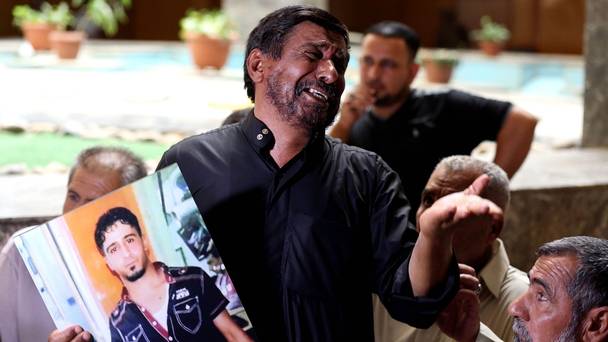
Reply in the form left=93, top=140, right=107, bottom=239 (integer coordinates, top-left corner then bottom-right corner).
left=494, top=106, right=538, bottom=178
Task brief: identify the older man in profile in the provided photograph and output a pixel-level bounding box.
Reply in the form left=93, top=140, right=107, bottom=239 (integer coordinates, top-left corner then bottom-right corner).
left=441, top=236, right=608, bottom=342
left=0, top=146, right=147, bottom=342
left=509, top=236, right=608, bottom=342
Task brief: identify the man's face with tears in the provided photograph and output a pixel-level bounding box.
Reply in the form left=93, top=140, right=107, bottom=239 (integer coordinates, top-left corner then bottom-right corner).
left=264, top=21, right=348, bottom=132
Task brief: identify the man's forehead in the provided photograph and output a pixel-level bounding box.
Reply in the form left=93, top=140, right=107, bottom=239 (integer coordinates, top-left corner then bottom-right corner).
left=69, top=167, right=122, bottom=190
left=362, top=34, right=411, bottom=56
left=108, top=221, right=136, bottom=232
left=104, top=223, right=137, bottom=242
left=289, top=21, right=347, bottom=50
left=427, top=167, right=474, bottom=192
left=530, top=255, right=578, bottom=287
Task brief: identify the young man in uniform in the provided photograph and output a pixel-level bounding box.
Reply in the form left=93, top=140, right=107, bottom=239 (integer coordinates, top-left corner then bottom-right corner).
left=95, top=206, right=251, bottom=342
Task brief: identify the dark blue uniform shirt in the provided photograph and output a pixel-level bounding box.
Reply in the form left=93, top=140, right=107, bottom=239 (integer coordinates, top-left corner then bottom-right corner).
left=109, top=263, right=229, bottom=341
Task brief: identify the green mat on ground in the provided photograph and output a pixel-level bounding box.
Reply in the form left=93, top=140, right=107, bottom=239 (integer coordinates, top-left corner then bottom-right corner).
left=0, top=132, right=170, bottom=168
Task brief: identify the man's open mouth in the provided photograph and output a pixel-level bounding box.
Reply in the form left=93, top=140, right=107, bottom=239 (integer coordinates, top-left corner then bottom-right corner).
left=303, top=87, right=328, bottom=102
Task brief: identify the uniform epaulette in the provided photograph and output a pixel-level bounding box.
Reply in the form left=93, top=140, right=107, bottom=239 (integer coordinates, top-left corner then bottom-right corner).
left=167, top=265, right=203, bottom=279
left=110, top=299, right=127, bottom=325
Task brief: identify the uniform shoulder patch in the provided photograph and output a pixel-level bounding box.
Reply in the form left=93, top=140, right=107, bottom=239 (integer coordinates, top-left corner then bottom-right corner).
left=167, top=265, right=204, bottom=278
left=110, top=299, right=127, bottom=324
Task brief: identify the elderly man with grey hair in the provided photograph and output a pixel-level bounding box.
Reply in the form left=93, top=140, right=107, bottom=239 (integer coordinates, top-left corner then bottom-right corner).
left=441, top=235, right=608, bottom=342
left=374, top=155, right=528, bottom=342
left=509, top=236, right=608, bottom=342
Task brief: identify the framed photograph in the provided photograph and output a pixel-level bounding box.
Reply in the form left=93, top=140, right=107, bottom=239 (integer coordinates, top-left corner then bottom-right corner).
left=15, top=164, right=255, bottom=341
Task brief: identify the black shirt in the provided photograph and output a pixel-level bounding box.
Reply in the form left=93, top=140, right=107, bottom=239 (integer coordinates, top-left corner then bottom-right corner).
left=157, top=111, right=458, bottom=342
left=350, top=89, right=510, bottom=215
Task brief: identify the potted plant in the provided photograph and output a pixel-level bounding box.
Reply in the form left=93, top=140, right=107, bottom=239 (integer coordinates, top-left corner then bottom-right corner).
left=46, top=3, right=82, bottom=59
left=50, top=0, right=132, bottom=59
left=180, top=8, right=236, bottom=70
left=12, top=2, right=71, bottom=51
left=470, top=16, right=510, bottom=57
left=421, top=49, right=459, bottom=84
left=13, top=0, right=131, bottom=58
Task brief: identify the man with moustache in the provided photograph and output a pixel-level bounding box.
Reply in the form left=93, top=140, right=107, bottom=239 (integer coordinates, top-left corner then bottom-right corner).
left=330, top=21, right=537, bottom=215
left=157, top=6, right=504, bottom=341
left=509, top=236, right=608, bottom=342
left=0, top=146, right=148, bottom=342
left=95, top=207, right=252, bottom=342
left=439, top=236, right=608, bottom=342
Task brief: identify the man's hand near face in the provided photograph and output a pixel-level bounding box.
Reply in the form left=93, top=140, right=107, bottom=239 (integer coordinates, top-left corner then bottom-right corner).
left=48, top=325, right=92, bottom=342
left=436, top=263, right=482, bottom=342
left=437, top=288, right=481, bottom=342
left=409, top=174, right=504, bottom=297
left=329, top=84, right=376, bottom=142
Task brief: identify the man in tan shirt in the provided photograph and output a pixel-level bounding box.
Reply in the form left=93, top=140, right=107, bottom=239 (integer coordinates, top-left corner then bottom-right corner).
left=373, top=155, right=528, bottom=342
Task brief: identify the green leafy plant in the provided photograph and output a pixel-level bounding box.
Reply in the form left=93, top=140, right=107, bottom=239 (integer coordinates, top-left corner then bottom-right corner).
left=470, top=16, right=510, bottom=43
left=12, top=2, right=74, bottom=30
left=73, top=0, right=131, bottom=36
left=13, top=0, right=131, bottom=36
left=179, top=8, right=236, bottom=40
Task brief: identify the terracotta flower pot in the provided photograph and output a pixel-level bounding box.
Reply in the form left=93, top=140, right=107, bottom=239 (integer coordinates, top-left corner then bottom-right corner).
left=185, top=32, right=231, bottom=70
left=479, top=41, right=504, bottom=57
left=21, top=22, right=55, bottom=50
left=50, top=31, right=86, bottom=59
left=422, top=59, right=455, bottom=84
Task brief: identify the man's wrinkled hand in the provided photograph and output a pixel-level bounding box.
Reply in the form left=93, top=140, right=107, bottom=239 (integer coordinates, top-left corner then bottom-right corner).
left=437, top=288, right=480, bottom=342
left=458, top=263, right=480, bottom=292
left=418, top=174, right=503, bottom=241
left=48, top=325, right=92, bottom=342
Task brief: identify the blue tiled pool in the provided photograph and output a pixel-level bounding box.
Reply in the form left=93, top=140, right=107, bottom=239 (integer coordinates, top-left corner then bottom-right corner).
left=347, top=55, right=583, bottom=98
left=452, top=59, right=583, bottom=97
left=1, top=46, right=583, bottom=97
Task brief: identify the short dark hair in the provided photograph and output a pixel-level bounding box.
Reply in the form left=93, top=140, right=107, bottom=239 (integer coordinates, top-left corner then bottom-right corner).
left=95, top=207, right=142, bottom=254
left=537, top=236, right=608, bottom=331
left=68, top=146, right=148, bottom=187
left=365, top=21, right=420, bottom=60
left=243, top=5, right=350, bottom=101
